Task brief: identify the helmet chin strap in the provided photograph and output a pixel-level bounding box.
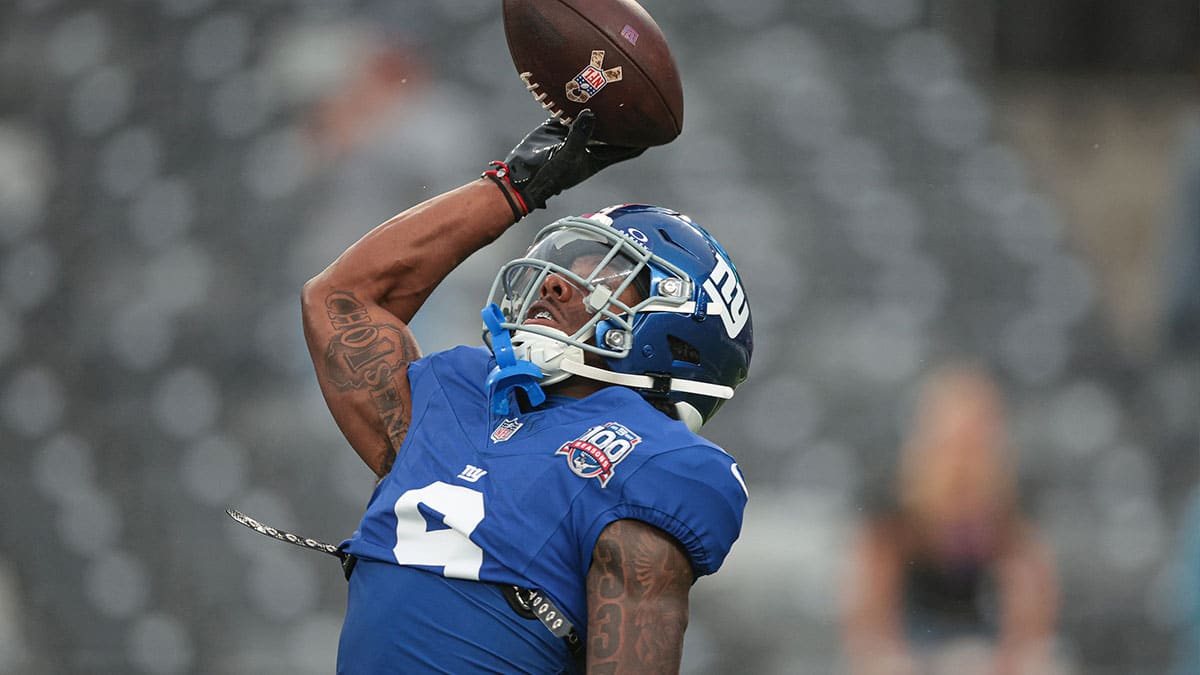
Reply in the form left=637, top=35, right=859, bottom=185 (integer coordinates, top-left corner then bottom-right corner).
left=511, top=328, right=733, bottom=433
left=558, top=358, right=734, bottom=399
left=672, top=402, right=705, bottom=434
left=510, top=329, right=584, bottom=387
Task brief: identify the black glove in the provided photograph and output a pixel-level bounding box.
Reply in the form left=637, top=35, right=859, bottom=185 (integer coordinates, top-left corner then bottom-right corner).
left=485, top=110, right=645, bottom=218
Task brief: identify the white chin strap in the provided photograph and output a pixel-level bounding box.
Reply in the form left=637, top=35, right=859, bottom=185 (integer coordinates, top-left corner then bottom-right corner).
left=510, top=329, right=733, bottom=433
left=510, top=330, right=584, bottom=387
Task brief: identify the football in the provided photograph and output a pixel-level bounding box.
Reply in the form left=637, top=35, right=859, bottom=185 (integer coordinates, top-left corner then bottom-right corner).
left=502, top=0, right=684, bottom=147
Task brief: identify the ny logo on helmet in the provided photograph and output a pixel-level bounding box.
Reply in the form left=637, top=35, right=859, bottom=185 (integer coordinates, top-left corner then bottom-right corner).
left=702, top=257, right=750, bottom=338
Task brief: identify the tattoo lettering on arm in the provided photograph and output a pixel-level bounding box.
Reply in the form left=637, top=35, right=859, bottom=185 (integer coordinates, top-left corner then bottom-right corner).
left=587, top=520, right=693, bottom=674
left=322, top=290, right=421, bottom=473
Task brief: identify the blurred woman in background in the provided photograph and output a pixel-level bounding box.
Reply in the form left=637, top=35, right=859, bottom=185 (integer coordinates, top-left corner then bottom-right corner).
left=841, top=363, right=1060, bottom=675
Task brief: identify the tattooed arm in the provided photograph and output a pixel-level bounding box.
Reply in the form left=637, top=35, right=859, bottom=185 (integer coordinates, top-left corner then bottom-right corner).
left=301, top=180, right=520, bottom=476
left=586, top=519, right=694, bottom=674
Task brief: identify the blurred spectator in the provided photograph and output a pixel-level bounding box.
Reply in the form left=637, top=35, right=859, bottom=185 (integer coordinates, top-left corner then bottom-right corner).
left=841, top=363, right=1060, bottom=675
left=303, top=36, right=429, bottom=162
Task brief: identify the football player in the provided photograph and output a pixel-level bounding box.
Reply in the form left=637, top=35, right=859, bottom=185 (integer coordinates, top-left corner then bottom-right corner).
left=302, top=110, right=754, bottom=673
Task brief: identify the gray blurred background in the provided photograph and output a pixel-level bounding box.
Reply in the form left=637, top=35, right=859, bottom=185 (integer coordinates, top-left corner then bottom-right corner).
left=0, top=0, right=1197, bottom=673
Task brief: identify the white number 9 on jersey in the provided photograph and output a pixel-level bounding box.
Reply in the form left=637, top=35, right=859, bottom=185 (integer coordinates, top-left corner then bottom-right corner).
left=392, top=482, right=486, bottom=580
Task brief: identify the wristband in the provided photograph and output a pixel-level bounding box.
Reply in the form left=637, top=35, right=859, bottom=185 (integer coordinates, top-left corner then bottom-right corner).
left=482, top=161, right=529, bottom=222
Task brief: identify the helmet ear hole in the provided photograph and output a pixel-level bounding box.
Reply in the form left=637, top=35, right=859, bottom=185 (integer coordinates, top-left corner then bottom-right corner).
left=667, top=335, right=701, bottom=365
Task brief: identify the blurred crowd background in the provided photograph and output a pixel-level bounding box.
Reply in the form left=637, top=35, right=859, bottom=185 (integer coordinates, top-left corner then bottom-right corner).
left=0, top=0, right=1197, bottom=673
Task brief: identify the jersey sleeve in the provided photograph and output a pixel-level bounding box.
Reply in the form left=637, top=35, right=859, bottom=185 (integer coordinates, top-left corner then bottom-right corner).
left=585, top=446, right=749, bottom=578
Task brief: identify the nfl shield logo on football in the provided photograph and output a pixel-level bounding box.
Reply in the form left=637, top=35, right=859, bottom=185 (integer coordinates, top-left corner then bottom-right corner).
left=556, top=422, right=642, bottom=487
left=491, top=418, right=524, bottom=443
left=575, top=65, right=607, bottom=97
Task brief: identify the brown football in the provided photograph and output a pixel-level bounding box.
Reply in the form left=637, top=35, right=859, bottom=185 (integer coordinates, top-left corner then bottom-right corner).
left=502, top=0, right=684, bottom=147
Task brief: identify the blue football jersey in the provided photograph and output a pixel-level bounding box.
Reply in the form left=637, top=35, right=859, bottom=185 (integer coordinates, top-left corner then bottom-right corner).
left=339, top=345, right=748, bottom=669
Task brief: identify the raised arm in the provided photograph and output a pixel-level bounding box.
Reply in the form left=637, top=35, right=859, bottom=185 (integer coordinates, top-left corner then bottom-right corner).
left=301, top=180, right=517, bottom=476
left=993, top=525, right=1059, bottom=674
left=301, top=110, right=645, bottom=477
left=841, top=520, right=916, bottom=675
left=586, top=519, right=694, bottom=674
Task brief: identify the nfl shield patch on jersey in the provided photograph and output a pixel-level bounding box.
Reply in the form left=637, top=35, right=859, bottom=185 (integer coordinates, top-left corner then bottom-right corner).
left=491, top=418, right=524, bottom=443
left=556, top=422, right=641, bottom=487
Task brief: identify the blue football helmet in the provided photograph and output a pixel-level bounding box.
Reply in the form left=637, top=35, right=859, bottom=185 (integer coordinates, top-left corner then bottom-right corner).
left=484, top=204, right=753, bottom=430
